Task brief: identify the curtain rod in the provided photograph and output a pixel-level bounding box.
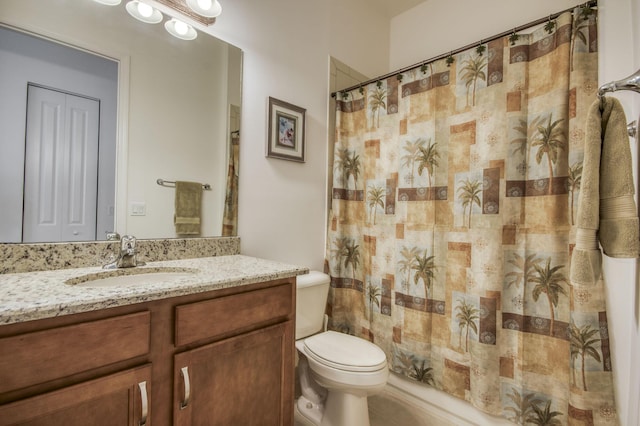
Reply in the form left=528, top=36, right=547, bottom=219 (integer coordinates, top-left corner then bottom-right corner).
left=330, top=0, right=597, bottom=98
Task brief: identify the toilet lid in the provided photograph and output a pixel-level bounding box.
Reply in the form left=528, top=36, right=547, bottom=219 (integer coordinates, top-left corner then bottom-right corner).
left=303, top=331, right=387, bottom=372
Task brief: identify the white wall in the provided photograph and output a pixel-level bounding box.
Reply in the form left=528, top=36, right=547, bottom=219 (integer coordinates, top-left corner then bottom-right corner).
left=391, top=0, right=640, bottom=424
left=198, top=0, right=390, bottom=271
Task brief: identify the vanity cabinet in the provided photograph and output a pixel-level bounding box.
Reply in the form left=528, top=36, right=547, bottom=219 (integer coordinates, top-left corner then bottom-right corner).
left=0, top=277, right=296, bottom=426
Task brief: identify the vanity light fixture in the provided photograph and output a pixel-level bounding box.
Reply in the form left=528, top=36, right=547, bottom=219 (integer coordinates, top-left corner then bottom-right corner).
left=165, top=18, right=198, bottom=40
left=125, top=0, right=163, bottom=24
left=92, top=0, right=122, bottom=5
left=185, top=0, right=222, bottom=18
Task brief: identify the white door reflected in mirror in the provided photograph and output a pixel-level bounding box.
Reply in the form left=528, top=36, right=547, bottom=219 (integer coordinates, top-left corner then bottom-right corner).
left=23, top=85, right=102, bottom=242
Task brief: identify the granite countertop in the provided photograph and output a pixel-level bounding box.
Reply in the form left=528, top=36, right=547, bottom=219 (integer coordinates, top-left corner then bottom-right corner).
left=0, top=255, right=308, bottom=325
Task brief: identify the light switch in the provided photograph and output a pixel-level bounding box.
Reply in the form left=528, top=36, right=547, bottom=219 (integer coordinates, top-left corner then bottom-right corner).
left=130, top=202, right=146, bottom=216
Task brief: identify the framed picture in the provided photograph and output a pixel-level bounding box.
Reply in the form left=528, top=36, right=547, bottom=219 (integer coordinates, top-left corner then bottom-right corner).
left=267, top=97, right=306, bottom=162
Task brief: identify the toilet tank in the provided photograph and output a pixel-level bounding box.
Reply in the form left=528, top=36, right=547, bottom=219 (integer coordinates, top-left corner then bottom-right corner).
left=296, top=271, right=330, bottom=340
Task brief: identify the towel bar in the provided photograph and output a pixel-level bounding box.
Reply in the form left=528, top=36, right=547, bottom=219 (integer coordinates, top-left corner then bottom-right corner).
left=157, top=178, right=211, bottom=190
left=598, top=68, right=640, bottom=97
left=598, top=69, right=640, bottom=139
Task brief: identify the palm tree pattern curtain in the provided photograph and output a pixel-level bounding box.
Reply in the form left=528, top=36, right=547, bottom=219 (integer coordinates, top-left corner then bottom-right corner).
left=327, top=8, right=618, bottom=424
left=222, top=132, right=239, bottom=236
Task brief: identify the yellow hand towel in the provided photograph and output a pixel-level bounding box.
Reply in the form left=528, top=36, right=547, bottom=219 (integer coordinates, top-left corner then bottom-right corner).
left=570, top=97, right=639, bottom=287
left=174, top=181, right=202, bottom=236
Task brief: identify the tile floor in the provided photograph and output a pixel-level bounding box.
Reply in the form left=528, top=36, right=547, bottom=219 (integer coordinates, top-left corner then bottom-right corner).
left=368, top=392, right=432, bottom=426
left=294, top=390, right=437, bottom=426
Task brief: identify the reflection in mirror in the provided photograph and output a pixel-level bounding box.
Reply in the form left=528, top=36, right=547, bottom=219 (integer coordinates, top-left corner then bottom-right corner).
left=0, top=0, right=242, bottom=243
left=0, top=26, right=118, bottom=243
left=222, top=104, right=240, bottom=236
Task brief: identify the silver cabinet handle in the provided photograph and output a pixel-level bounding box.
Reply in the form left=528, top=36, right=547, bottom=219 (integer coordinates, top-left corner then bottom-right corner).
left=180, top=366, right=191, bottom=409
left=138, top=381, right=148, bottom=426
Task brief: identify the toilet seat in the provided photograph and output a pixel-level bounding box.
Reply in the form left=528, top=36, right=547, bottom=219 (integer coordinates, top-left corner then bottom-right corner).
left=303, top=331, right=387, bottom=372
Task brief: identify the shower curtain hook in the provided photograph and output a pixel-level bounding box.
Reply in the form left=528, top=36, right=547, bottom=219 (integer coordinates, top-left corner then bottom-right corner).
left=544, top=14, right=556, bottom=33
left=509, top=28, right=519, bottom=45
left=420, top=61, right=428, bottom=75
left=446, top=51, right=454, bottom=67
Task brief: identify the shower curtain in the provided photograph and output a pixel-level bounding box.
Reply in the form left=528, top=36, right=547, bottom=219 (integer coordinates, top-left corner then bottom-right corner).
left=222, top=132, right=239, bottom=236
left=327, top=8, right=618, bottom=425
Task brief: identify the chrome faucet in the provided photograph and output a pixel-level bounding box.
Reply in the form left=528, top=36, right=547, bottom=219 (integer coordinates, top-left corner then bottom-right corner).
left=103, top=235, right=145, bottom=269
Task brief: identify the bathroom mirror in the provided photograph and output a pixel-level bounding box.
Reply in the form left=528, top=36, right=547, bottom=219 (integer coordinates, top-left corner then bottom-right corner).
left=0, top=0, right=242, bottom=243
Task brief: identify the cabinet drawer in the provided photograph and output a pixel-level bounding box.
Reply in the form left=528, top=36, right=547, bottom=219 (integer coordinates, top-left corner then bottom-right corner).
left=175, top=282, right=293, bottom=347
left=0, top=311, right=150, bottom=394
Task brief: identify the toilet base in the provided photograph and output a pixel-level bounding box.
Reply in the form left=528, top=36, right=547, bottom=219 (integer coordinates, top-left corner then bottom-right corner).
left=321, top=390, right=370, bottom=426
left=296, top=395, right=324, bottom=425
left=295, top=406, right=316, bottom=426
left=295, top=391, right=371, bottom=426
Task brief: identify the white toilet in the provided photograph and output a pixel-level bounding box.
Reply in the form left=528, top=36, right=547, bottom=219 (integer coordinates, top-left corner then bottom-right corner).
left=295, top=271, right=389, bottom=426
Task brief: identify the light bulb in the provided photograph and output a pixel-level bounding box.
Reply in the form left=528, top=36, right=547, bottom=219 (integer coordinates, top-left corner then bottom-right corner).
left=174, top=21, right=188, bottom=35
left=186, top=0, right=221, bottom=17
left=137, top=2, right=153, bottom=17
left=165, top=19, right=197, bottom=40
left=92, top=0, right=122, bottom=5
left=126, top=0, right=162, bottom=23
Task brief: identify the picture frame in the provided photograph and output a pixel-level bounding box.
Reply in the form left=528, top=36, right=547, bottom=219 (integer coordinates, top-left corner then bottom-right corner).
left=267, top=97, right=306, bottom=162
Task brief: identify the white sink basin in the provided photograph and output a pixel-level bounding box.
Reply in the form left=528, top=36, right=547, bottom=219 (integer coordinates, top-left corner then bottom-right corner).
left=66, top=267, right=198, bottom=288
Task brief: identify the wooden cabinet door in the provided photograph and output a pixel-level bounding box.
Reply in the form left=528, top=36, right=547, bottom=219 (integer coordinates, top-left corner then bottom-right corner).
left=0, top=364, right=151, bottom=426
left=174, top=321, right=294, bottom=426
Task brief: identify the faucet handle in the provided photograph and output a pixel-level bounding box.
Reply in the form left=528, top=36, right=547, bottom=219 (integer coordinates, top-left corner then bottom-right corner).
left=121, top=235, right=136, bottom=251
left=106, top=232, right=121, bottom=241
